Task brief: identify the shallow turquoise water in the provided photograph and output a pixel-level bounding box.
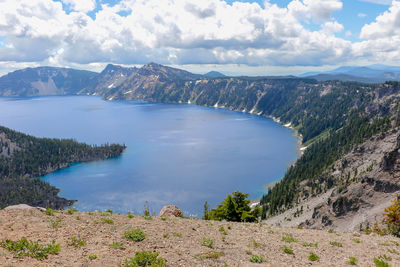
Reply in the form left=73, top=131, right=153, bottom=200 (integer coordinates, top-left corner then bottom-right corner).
left=0, top=95, right=298, bottom=216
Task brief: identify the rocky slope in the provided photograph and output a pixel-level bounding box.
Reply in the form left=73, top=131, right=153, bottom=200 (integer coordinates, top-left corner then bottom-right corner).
left=1, top=207, right=399, bottom=266
left=266, top=128, right=400, bottom=232
left=0, top=67, right=97, bottom=96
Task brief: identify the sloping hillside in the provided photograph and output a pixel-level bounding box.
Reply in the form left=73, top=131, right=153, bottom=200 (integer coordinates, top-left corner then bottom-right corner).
left=0, top=207, right=399, bottom=266
left=0, top=126, right=126, bottom=209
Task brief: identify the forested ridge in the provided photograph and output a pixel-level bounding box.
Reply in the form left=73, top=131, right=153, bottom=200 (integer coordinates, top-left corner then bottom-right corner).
left=100, top=63, right=400, bottom=218
left=0, top=126, right=125, bottom=209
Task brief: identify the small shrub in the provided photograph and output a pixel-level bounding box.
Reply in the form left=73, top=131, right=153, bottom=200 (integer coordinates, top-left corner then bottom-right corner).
left=173, top=232, right=182, bottom=237
left=249, top=254, right=266, bottom=263
left=330, top=241, right=343, bottom=247
left=302, top=242, right=318, bottom=247
left=246, top=250, right=252, bottom=255
left=219, top=226, right=227, bottom=235
left=123, top=251, right=165, bottom=267
left=351, top=238, right=361, bottom=243
left=45, top=208, right=57, bottom=216
left=100, top=212, right=111, bottom=217
left=252, top=239, right=260, bottom=248
left=308, top=252, right=320, bottom=261
left=143, top=215, right=152, bottom=220
left=110, top=241, right=124, bottom=248
left=101, top=218, right=114, bottom=224
left=377, top=254, right=392, bottom=261
left=353, top=233, right=361, bottom=237
left=382, top=196, right=400, bottom=237
left=0, top=238, right=60, bottom=259
left=328, top=229, right=335, bottom=233
left=380, top=242, right=391, bottom=246
left=124, top=228, right=146, bottom=242
left=88, top=212, right=94, bottom=215
left=68, top=237, right=86, bottom=248
left=283, top=245, right=294, bottom=254
left=195, top=250, right=224, bottom=260
left=66, top=208, right=77, bottom=215
left=374, top=258, right=389, bottom=267
left=87, top=254, right=99, bottom=260
left=163, top=233, right=169, bottom=238
left=282, top=233, right=297, bottom=243
left=128, top=213, right=134, bottom=219
left=48, top=219, right=61, bottom=229
left=348, top=256, right=357, bottom=265
left=388, top=248, right=399, bottom=255
left=160, top=217, right=167, bottom=221
left=391, top=240, right=399, bottom=246
left=201, top=237, right=214, bottom=248
left=76, top=216, right=80, bottom=220
left=106, top=209, right=113, bottom=214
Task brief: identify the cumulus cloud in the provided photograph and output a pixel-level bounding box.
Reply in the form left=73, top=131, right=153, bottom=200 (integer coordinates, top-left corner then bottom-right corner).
left=360, top=1, right=400, bottom=39
left=0, top=0, right=395, bottom=70
left=288, top=0, right=343, bottom=21
left=62, top=0, right=96, bottom=13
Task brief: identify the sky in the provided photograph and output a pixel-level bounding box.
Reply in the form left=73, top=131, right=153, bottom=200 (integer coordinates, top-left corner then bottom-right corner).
left=0, top=0, right=399, bottom=76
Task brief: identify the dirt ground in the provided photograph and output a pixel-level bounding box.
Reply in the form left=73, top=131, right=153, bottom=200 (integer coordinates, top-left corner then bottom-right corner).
left=0, top=208, right=399, bottom=266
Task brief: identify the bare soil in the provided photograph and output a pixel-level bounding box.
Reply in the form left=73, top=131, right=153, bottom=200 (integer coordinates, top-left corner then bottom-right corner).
left=0, top=208, right=399, bottom=266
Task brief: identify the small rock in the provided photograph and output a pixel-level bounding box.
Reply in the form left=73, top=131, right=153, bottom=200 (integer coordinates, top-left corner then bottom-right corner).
left=158, top=205, right=183, bottom=218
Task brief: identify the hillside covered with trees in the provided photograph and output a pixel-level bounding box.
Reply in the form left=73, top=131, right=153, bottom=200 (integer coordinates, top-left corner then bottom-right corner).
left=0, top=126, right=125, bottom=209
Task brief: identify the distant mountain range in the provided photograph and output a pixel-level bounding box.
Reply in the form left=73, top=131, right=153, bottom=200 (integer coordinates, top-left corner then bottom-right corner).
left=300, top=65, right=400, bottom=83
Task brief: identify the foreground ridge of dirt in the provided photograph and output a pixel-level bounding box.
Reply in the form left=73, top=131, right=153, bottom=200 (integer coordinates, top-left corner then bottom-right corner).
left=0, top=209, right=399, bottom=266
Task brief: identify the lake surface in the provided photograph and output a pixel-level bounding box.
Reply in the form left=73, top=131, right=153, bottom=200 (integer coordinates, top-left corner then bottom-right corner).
left=0, top=96, right=298, bottom=216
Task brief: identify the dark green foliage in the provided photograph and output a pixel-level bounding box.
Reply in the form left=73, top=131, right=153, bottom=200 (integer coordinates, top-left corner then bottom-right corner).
left=0, top=125, right=125, bottom=209
left=124, top=228, right=146, bottom=242
left=208, top=191, right=259, bottom=222
left=308, top=252, right=320, bottom=261
left=203, top=201, right=210, bottom=220
left=122, top=251, right=166, bottom=267
left=0, top=238, right=60, bottom=259
left=374, top=258, right=389, bottom=267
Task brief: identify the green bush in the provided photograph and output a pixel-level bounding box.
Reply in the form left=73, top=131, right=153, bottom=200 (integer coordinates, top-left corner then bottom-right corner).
left=123, top=251, right=165, bottom=267
left=382, top=197, right=400, bottom=237
left=124, top=228, right=146, bottom=242
left=283, top=245, right=293, bottom=254
left=374, top=258, right=389, bottom=267
left=201, top=237, right=214, bottom=248
left=208, top=191, right=259, bottom=222
left=0, top=238, right=60, bottom=259
left=68, top=237, right=86, bottom=248
left=249, top=254, right=266, bottom=263
left=348, top=257, right=357, bottom=265
left=308, top=252, right=319, bottom=261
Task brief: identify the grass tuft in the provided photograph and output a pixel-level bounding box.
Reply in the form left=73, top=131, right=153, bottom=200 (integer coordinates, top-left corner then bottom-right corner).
left=124, top=228, right=146, bottom=242
left=0, top=238, right=60, bottom=259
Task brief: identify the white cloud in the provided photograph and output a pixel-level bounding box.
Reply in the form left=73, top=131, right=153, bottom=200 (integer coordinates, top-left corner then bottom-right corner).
left=359, top=0, right=392, bottom=5
left=62, top=0, right=96, bottom=13
left=345, top=30, right=352, bottom=36
left=360, top=1, right=400, bottom=39
left=0, top=0, right=397, bottom=72
left=321, top=20, right=344, bottom=35
left=358, top=12, right=367, bottom=17
left=288, top=0, right=343, bottom=21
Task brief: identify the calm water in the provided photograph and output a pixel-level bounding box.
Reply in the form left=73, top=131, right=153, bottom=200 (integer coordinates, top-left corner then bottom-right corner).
left=0, top=96, right=298, bottom=216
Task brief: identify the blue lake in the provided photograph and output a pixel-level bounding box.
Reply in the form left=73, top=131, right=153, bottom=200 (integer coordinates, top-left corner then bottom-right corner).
left=0, top=96, right=298, bottom=216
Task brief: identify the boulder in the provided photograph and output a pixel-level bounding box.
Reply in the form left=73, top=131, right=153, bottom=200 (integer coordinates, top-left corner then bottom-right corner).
left=4, top=204, right=46, bottom=211
left=158, top=205, right=183, bottom=218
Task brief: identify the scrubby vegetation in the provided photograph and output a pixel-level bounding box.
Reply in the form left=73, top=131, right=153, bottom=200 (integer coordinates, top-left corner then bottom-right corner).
left=0, top=238, right=60, bottom=259
left=122, top=251, right=166, bottom=267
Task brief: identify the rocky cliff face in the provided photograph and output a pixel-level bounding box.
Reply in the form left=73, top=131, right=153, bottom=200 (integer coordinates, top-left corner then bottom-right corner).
left=266, top=128, right=400, bottom=231
left=0, top=67, right=97, bottom=96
